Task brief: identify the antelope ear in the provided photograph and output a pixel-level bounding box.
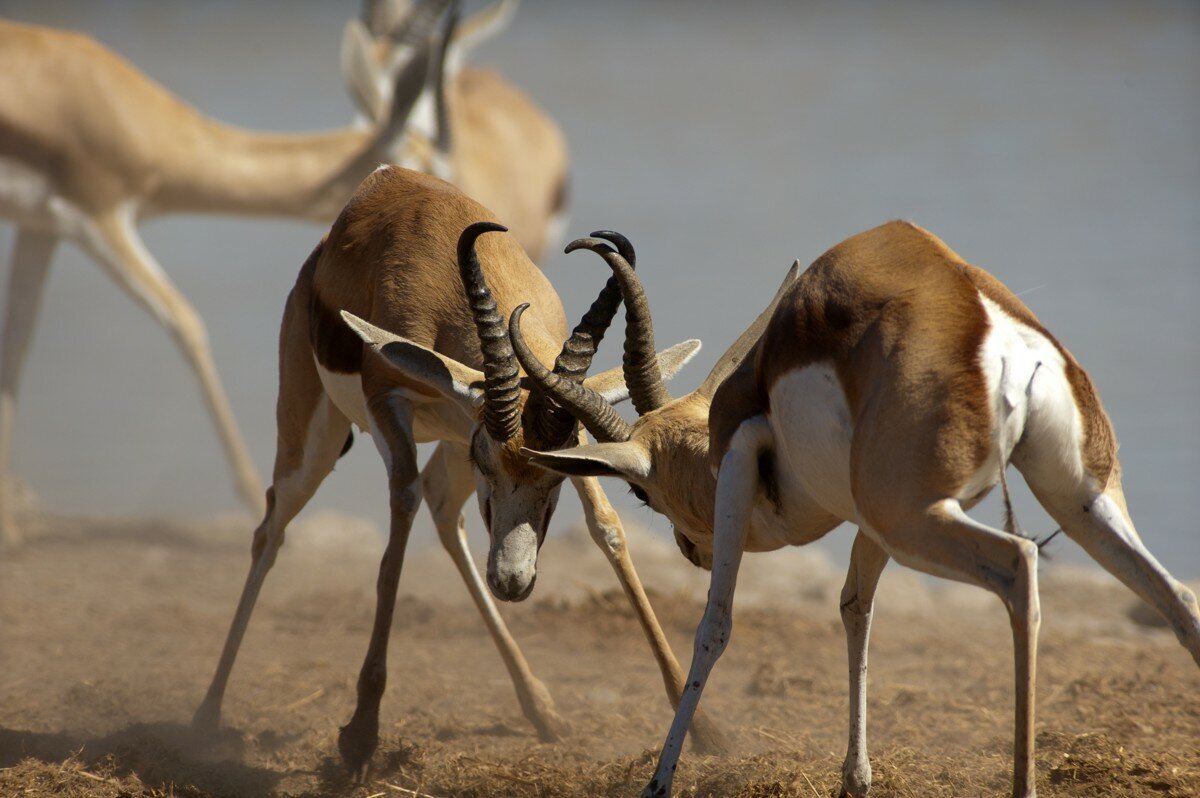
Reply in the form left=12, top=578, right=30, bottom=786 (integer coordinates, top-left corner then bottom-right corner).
left=520, top=442, right=651, bottom=481
left=447, top=0, right=519, bottom=74
left=340, top=311, right=482, bottom=413
left=341, top=18, right=388, bottom=124
left=582, top=339, right=702, bottom=404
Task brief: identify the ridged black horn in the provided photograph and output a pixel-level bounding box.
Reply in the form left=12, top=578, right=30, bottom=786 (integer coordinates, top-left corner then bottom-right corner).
left=459, top=221, right=520, bottom=441
left=589, top=230, right=637, bottom=267
left=567, top=235, right=669, bottom=414
left=510, top=305, right=633, bottom=443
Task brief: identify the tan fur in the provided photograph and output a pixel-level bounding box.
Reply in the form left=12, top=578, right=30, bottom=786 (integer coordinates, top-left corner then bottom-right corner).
left=449, top=68, right=569, bottom=262
left=525, top=222, right=1196, bottom=798
left=309, top=167, right=566, bottom=375
left=195, top=166, right=726, bottom=770
left=0, top=20, right=406, bottom=222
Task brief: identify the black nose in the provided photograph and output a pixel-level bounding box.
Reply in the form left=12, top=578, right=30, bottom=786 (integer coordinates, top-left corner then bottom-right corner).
left=488, top=571, right=537, bottom=603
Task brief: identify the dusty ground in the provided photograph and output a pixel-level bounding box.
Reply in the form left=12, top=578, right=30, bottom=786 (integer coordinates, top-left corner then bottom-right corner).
left=2, top=493, right=1198, bottom=797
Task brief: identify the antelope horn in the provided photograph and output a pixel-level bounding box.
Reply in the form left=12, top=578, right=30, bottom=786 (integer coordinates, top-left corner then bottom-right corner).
left=510, top=305, right=633, bottom=443
left=432, top=4, right=458, bottom=159
left=519, top=246, right=626, bottom=446
left=386, top=0, right=454, bottom=47
left=589, top=229, right=637, bottom=267
left=459, top=221, right=521, bottom=441
left=361, top=0, right=405, bottom=38
left=565, top=234, right=669, bottom=414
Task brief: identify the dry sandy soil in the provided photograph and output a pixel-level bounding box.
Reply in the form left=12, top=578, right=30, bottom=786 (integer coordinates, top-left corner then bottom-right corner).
left=2, top=490, right=1198, bottom=797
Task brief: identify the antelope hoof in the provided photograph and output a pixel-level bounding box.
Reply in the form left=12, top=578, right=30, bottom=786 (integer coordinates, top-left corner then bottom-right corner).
left=523, top=677, right=569, bottom=742
left=687, top=709, right=731, bottom=755
left=190, top=700, right=222, bottom=735
left=641, top=776, right=671, bottom=798
left=530, top=704, right=570, bottom=743
left=839, top=760, right=871, bottom=797
left=337, top=715, right=379, bottom=779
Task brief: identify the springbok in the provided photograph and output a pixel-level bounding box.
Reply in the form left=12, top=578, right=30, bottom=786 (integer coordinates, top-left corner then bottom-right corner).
left=345, top=0, right=571, bottom=262
left=0, top=10, right=454, bottom=546
left=190, top=165, right=725, bottom=775
left=515, top=222, right=1200, bottom=798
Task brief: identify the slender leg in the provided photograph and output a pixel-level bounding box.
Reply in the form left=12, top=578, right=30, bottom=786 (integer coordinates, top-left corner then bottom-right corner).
left=571, top=473, right=729, bottom=754
left=193, top=274, right=351, bottom=731
left=81, top=211, right=263, bottom=513
left=837, top=530, right=889, bottom=798
left=869, top=502, right=1041, bottom=798
left=641, top=419, right=769, bottom=798
left=1021, top=480, right=1200, bottom=665
left=338, top=390, right=422, bottom=777
left=425, top=441, right=567, bottom=740
left=1010, top=364, right=1200, bottom=663
left=0, top=228, right=57, bottom=548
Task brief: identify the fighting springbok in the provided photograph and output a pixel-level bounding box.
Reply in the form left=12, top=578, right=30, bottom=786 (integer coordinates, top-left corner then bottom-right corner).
left=345, top=0, right=570, bottom=262
left=190, top=165, right=724, bottom=775
left=515, top=222, right=1200, bottom=798
left=0, top=11, right=452, bottom=546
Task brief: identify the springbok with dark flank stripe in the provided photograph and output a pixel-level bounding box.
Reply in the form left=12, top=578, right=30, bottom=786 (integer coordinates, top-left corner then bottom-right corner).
left=516, top=222, right=1200, bottom=798
left=190, top=165, right=724, bottom=775
left=0, top=8, right=454, bottom=548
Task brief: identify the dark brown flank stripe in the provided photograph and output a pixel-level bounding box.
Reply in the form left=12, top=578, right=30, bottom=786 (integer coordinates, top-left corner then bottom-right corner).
left=310, top=290, right=364, bottom=375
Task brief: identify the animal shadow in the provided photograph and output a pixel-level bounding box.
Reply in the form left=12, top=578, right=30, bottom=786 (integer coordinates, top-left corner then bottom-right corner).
left=0, top=721, right=281, bottom=795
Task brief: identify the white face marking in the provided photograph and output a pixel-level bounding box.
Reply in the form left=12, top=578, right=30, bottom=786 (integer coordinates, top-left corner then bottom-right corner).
left=768, top=364, right=857, bottom=522
left=974, top=294, right=1086, bottom=500
left=470, top=429, right=564, bottom=602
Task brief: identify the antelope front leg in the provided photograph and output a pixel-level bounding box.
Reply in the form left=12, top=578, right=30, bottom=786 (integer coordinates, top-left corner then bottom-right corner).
left=838, top=531, right=889, bottom=798
left=572, top=474, right=729, bottom=755
left=0, top=228, right=56, bottom=548
left=642, top=420, right=765, bottom=797
left=426, top=442, right=567, bottom=741
left=338, top=392, right=422, bottom=777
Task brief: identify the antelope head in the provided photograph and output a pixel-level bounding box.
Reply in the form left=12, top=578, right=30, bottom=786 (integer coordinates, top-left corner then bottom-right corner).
left=512, top=233, right=728, bottom=569
left=343, top=224, right=701, bottom=599
left=342, top=0, right=458, bottom=174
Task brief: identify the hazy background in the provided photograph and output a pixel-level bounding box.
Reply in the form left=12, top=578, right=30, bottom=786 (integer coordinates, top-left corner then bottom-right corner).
left=2, top=0, right=1197, bottom=576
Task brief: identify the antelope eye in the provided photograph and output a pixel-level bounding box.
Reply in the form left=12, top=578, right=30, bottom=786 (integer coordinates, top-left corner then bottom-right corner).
left=629, top=484, right=650, bottom=505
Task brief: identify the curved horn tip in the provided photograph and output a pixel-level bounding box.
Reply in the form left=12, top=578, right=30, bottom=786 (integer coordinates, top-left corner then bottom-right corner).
left=509, top=303, right=531, bottom=324
left=458, top=220, right=509, bottom=263
left=588, top=230, right=636, bottom=265
left=563, top=237, right=614, bottom=256
left=461, top=220, right=509, bottom=239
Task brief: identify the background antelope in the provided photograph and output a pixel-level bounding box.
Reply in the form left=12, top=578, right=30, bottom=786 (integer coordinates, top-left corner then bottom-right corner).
left=347, top=0, right=570, bottom=263
left=190, top=165, right=724, bottom=775
left=0, top=1, right=565, bottom=547
left=516, top=223, right=1200, bottom=798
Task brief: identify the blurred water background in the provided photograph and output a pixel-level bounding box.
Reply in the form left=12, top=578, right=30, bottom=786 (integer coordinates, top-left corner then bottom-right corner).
left=2, top=0, right=1197, bottom=576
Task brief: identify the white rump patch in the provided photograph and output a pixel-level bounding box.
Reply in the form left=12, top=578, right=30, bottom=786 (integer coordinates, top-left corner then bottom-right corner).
left=768, top=364, right=856, bottom=522
left=972, top=294, right=1087, bottom=500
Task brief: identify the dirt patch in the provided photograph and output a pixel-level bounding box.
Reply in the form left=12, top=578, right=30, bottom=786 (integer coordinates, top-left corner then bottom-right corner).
left=2, top=508, right=1197, bottom=797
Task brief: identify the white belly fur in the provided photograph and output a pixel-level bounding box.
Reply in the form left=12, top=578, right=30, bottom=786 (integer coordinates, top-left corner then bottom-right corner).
left=0, top=155, right=92, bottom=238
left=315, top=358, right=371, bottom=432
left=768, top=364, right=857, bottom=523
